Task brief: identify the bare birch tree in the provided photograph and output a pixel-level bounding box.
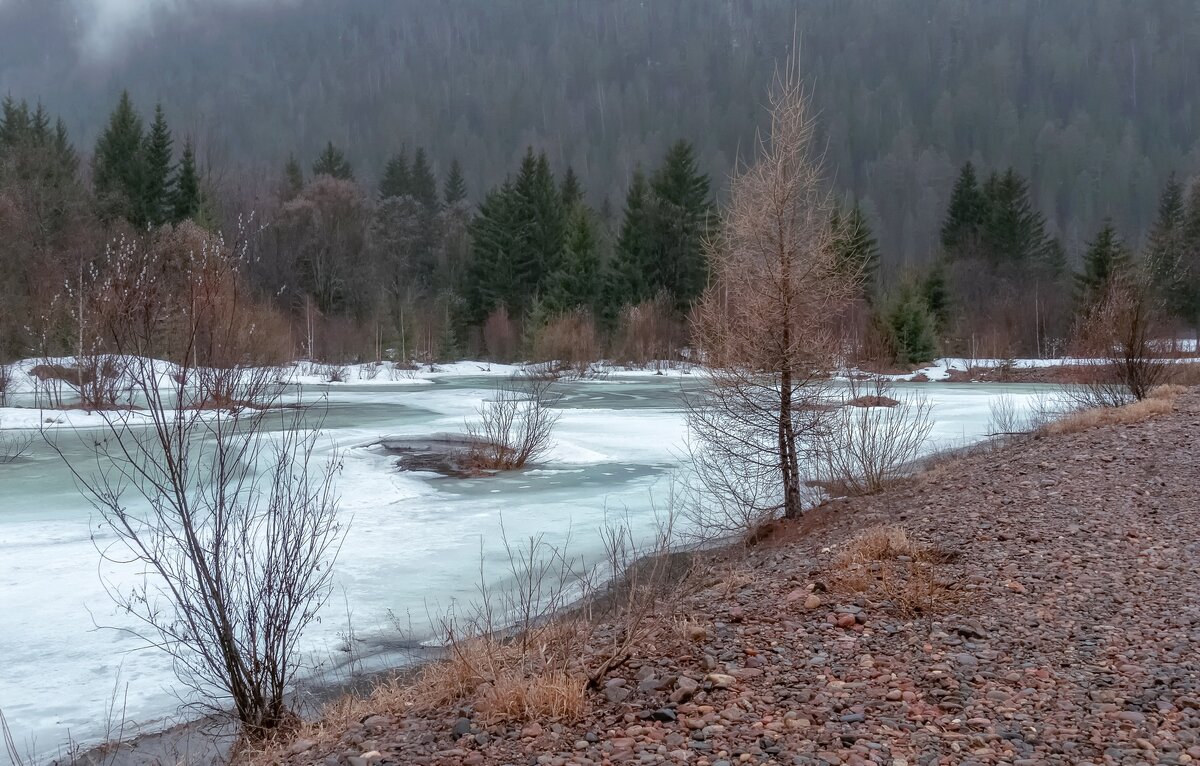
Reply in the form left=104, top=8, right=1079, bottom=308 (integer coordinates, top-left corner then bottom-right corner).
left=688, top=53, right=861, bottom=524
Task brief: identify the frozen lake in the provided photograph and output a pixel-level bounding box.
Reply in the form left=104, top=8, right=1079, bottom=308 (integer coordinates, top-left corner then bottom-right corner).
left=0, top=372, right=1050, bottom=761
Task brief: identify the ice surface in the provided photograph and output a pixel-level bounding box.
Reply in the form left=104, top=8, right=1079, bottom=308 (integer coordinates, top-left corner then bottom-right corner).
left=0, top=369, right=1053, bottom=762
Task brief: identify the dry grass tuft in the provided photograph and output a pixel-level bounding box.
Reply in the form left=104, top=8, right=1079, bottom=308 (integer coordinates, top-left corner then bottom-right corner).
left=831, top=525, right=966, bottom=617
left=838, top=524, right=953, bottom=566
left=1042, top=394, right=1176, bottom=435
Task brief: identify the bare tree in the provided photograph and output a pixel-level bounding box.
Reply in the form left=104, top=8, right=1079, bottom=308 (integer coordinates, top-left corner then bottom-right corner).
left=818, top=379, right=933, bottom=496
left=1071, top=278, right=1171, bottom=407
left=465, top=377, right=562, bottom=470
left=688, top=53, right=861, bottom=524
left=50, top=227, right=345, bottom=736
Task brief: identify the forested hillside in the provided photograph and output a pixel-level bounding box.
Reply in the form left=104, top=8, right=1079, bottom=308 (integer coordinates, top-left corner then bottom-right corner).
left=2, top=0, right=1197, bottom=266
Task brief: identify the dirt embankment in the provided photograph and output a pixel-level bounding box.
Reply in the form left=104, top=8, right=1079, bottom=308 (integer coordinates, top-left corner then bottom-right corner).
left=273, top=391, right=1200, bottom=766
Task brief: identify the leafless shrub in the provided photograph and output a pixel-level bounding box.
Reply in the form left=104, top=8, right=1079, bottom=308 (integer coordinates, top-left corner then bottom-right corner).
left=1, top=708, right=27, bottom=766
left=529, top=310, right=603, bottom=380
left=817, top=380, right=933, bottom=496
left=1070, top=279, right=1171, bottom=407
left=482, top=306, right=518, bottom=362
left=318, top=363, right=348, bottom=383
left=0, top=423, right=33, bottom=463
left=49, top=229, right=346, bottom=738
left=464, top=377, right=562, bottom=470
left=687, top=52, right=861, bottom=527
left=611, top=295, right=684, bottom=367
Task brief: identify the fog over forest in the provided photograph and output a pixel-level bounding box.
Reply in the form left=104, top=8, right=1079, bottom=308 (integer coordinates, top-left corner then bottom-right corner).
left=3, top=0, right=1197, bottom=268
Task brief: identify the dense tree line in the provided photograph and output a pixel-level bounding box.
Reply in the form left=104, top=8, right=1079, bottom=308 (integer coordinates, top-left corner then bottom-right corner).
left=3, top=88, right=1199, bottom=368
left=2, top=0, right=1198, bottom=269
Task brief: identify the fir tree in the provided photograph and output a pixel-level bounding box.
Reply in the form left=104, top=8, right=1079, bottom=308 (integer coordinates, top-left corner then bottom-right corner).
left=379, top=149, right=411, bottom=199
left=443, top=158, right=468, bottom=206
left=140, top=104, right=174, bottom=227
left=282, top=154, right=304, bottom=200
left=171, top=138, right=202, bottom=223
left=1175, top=182, right=1200, bottom=332
left=940, top=161, right=986, bottom=256
left=92, top=91, right=145, bottom=223
left=312, top=141, right=353, bottom=180
left=409, top=147, right=439, bottom=211
left=648, top=139, right=712, bottom=312
left=1076, top=220, right=1132, bottom=306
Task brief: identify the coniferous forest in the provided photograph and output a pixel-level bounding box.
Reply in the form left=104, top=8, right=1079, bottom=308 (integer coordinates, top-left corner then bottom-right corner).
left=1, top=0, right=1200, bottom=365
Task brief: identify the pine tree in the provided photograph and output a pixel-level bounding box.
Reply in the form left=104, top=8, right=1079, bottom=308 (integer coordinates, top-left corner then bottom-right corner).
left=940, top=161, right=986, bottom=256
left=312, top=141, right=353, bottom=180
left=379, top=149, right=411, bottom=199
left=409, top=147, right=439, bottom=211
left=560, top=166, right=583, bottom=209
left=1176, top=182, right=1200, bottom=333
left=139, top=104, right=174, bottom=227
left=171, top=138, right=202, bottom=223
left=443, top=158, right=468, bottom=206
left=93, top=91, right=145, bottom=223
left=282, top=154, right=304, bottom=200
left=648, top=140, right=712, bottom=312
left=1076, top=220, right=1132, bottom=307
left=613, top=167, right=655, bottom=305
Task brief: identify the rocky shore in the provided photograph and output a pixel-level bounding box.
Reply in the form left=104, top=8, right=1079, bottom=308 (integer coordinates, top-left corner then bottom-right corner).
left=273, top=391, right=1200, bottom=766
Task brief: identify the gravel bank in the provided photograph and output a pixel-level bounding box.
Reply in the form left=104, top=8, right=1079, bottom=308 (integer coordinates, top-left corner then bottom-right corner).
left=278, top=391, right=1200, bottom=766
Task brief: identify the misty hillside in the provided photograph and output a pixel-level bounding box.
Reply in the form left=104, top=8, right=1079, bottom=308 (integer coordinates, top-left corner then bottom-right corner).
left=1, top=0, right=1198, bottom=265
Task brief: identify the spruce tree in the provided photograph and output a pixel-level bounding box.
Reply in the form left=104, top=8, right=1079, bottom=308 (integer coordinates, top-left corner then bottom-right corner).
left=93, top=91, right=145, bottom=223
left=648, top=140, right=712, bottom=312
left=1176, top=182, right=1200, bottom=333
left=613, top=167, right=655, bottom=305
left=545, top=205, right=600, bottom=315
left=1146, top=175, right=1186, bottom=304
left=443, top=158, right=468, bottom=206
left=379, top=149, right=411, bottom=199
left=312, top=141, right=353, bottom=180
left=409, top=147, right=439, bottom=211
left=140, top=104, right=174, bottom=227
left=940, top=161, right=986, bottom=256
left=560, top=166, right=583, bottom=209
left=465, top=182, right=521, bottom=323
left=509, top=148, right=566, bottom=313
left=832, top=203, right=880, bottom=294
left=922, top=262, right=951, bottom=332
left=1076, top=220, right=1132, bottom=307
left=888, top=283, right=937, bottom=365
left=282, top=154, right=304, bottom=200
left=171, top=138, right=202, bottom=223
left=980, top=168, right=1050, bottom=267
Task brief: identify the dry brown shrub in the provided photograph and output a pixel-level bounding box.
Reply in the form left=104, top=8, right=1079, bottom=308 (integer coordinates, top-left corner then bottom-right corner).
left=482, top=306, right=519, bottom=362
left=530, top=309, right=600, bottom=369
left=610, top=295, right=683, bottom=367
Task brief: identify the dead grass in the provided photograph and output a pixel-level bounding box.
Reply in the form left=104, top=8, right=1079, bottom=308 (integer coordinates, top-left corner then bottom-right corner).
left=838, top=524, right=953, bottom=566
left=831, top=525, right=966, bottom=617
left=1042, top=390, right=1178, bottom=435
